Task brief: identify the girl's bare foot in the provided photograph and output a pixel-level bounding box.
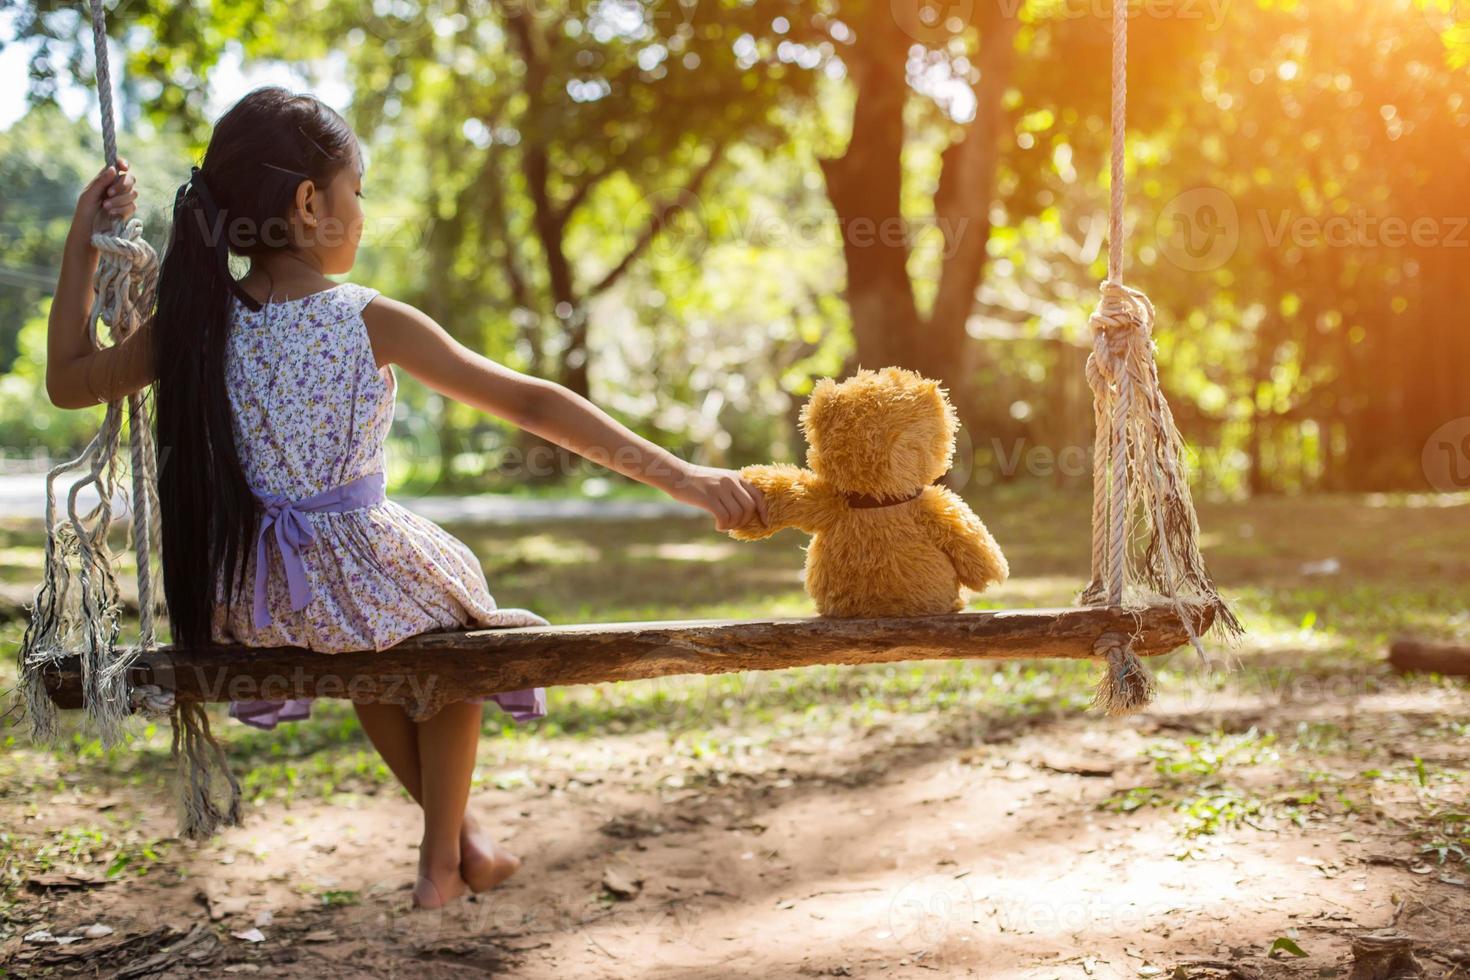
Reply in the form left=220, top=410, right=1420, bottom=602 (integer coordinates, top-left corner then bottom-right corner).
left=413, top=855, right=470, bottom=910
left=460, top=812, right=522, bottom=893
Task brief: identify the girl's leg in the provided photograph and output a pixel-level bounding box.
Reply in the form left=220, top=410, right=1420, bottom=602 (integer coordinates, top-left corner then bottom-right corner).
left=353, top=702, right=423, bottom=798
left=411, top=700, right=481, bottom=908
left=353, top=700, right=521, bottom=896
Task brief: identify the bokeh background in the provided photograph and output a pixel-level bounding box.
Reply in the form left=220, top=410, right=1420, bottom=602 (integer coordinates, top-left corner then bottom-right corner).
left=3, top=0, right=1468, bottom=496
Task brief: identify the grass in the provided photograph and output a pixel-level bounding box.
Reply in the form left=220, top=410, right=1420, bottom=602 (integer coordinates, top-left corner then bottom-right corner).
left=1102, top=736, right=1466, bottom=860
left=1, top=489, right=1468, bottom=935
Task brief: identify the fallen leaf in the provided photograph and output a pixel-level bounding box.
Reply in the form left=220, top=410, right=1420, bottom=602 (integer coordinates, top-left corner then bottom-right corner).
left=602, top=866, right=643, bottom=900
left=231, top=928, right=266, bottom=943
left=1269, top=936, right=1309, bottom=958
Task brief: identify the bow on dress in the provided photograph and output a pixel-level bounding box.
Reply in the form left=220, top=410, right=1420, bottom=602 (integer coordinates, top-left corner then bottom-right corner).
left=251, top=470, right=387, bottom=629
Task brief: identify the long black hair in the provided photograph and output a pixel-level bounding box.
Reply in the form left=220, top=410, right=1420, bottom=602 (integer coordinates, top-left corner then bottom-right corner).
left=153, top=87, right=358, bottom=647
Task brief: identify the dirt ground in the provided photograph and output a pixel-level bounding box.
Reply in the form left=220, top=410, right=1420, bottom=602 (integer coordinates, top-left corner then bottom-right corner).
left=6, top=687, right=1468, bottom=978
left=2, top=493, right=1468, bottom=978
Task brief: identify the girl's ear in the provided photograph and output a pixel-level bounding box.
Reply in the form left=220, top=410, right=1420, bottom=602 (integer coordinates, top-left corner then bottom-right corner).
left=294, top=179, right=319, bottom=228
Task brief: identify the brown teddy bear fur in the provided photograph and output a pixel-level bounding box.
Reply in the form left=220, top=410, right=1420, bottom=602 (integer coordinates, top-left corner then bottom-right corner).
left=728, top=366, right=1009, bottom=618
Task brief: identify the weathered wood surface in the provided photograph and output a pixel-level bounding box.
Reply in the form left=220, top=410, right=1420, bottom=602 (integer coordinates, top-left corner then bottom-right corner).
left=43, top=603, right=1214, bottom=717
left=1388, top=639, right=1470, bottom=677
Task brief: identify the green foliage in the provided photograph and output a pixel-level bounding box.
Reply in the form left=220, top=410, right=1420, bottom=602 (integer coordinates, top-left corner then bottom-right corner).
left=0, top=105, right=107, bottom=375
left=0, top=305, right=105, bottom=457
left=318, top=888, right=359, bottom=907
left=1269, top=936, right=1309, bottom=958
left=4, top=0, right=1469, bottom=490
left=1104, top=729, right=1289, bottom=841
left=25, top=825, right=168, bottom=880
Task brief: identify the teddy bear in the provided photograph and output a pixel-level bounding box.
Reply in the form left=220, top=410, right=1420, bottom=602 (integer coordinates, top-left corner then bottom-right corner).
left=727, top=366, right=1008, bottom=618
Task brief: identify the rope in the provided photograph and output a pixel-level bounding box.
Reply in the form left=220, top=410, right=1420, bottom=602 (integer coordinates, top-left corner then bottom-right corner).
left=1085, top=0, right=1130, bottom=605
left=1107, top=0, right=1126, bottom=283
left=1091, top=631, right=1153, bottom=717
left=1078, top=1, right=1244, bottom=714
left=92, top=226, right=161, bottom=651
left=18, top=1, right=151, bottom=744
left=85, top=1, right=157, bottom=652
left=18, top=0, right=241, bottom=839
left=88, top=0, right=118, bottom=166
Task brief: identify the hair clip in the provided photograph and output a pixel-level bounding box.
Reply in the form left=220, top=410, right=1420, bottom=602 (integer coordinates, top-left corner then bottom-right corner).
left=296, top=124, right=336, bottom=162
left=262, top=161, right=311, bottom=179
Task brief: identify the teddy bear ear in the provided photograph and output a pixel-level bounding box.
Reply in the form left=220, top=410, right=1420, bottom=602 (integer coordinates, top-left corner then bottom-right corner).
left=917, top=377, right=959, bottom=424
left=799, top=377, right=839, bottom=432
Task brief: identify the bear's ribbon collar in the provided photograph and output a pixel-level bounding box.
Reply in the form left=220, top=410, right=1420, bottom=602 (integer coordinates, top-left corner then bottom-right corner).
left=841, top=475, right=944, bottom=510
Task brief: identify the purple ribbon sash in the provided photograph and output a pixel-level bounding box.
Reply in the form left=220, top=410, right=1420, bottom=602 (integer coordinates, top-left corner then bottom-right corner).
left=252, top=470, right=387, bottom=629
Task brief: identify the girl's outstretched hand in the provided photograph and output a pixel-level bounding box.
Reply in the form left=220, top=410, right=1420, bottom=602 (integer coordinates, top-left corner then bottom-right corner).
left=672, top=464, right=769, bottom=532
left=72, top=158, right=138, bottom=243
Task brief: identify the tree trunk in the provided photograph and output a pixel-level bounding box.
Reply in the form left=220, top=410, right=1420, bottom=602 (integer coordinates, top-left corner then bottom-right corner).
left=819, top=3, right=922, bottom=371
left=516, top=140, right=592, bottom=484
left=523, top=145, right=589, bottom=398
left=923, top=9, right=1018, bottom=395
left=422, top=175, right=469, bottom=488
left=820, top=4, right=1018, bottom=455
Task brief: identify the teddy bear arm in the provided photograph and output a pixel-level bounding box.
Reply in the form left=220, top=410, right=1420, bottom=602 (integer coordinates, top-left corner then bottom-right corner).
left=920, top=490, right=1010, bottom=592
left=726, top=463, right=832, bottom=540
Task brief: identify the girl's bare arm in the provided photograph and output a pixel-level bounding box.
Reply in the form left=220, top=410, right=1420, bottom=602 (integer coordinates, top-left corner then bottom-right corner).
left=46, top=161, right=153, bottom=410
left=363, top=296, right=767, bottom=531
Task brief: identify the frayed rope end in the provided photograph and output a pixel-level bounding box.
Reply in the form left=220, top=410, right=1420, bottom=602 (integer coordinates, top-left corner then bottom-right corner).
left=171, top=701, right=244, bottom=841
left=1091, top=632, right=1155, bottom=718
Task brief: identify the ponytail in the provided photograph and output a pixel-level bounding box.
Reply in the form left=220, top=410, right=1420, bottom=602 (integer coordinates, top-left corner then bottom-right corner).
left=153, top=168, right=258, bottom=647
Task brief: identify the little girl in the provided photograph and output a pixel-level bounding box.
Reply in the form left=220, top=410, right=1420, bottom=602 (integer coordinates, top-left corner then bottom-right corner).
left=46, top=87, right=767, bottom=910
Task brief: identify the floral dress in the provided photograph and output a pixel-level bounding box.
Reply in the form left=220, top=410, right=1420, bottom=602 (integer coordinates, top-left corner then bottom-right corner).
left=210, top=282, right=548, bottom=728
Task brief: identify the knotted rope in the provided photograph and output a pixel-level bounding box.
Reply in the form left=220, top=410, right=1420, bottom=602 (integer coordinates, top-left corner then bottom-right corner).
left=1077, top=0, right=1243, bottom=715
left=19, top=21, right=160, bottom=748
left=17, top=0, right=240, bottom=841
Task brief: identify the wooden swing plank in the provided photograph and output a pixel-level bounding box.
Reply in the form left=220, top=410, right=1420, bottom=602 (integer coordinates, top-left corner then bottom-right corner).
left=42, top=602, right=1214, bottom=716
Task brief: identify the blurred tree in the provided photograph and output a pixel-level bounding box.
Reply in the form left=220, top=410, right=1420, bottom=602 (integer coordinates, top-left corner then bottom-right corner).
left=0, top=306, right=106, bottom=457
left=1122, top=0, right=1470, bottom=491
left=0, top=106, right=100, bottom=374
left=840, top=0, right=1470, bottom=493
left=11, top=0, right=834, bottom=484
left=323, top=0, right=833, bottom=480
left=810, top=0, right=1207, bottom=451
left=335, top=1, right=828, bottom=390
left=7, top=0, right=1469, bottom=492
